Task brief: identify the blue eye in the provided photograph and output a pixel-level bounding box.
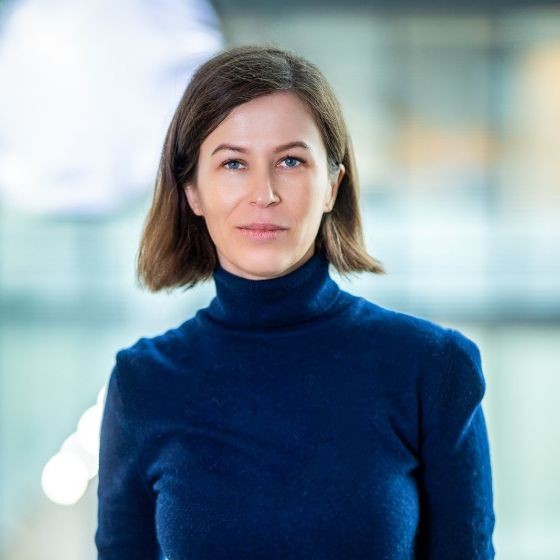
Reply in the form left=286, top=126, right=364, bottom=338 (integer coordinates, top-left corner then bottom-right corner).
left=282, top=156, right=303, bottom=168
left=224, top=160, right=243, bottom=170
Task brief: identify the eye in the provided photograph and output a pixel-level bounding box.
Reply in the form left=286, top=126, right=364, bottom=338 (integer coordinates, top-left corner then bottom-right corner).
left=280, top=155, right=304, bottom=168
left=223, top=159, right=245, bottom=171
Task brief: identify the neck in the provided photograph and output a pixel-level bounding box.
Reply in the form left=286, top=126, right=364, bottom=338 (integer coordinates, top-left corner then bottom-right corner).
left=204, top=250, right=342, bottom=330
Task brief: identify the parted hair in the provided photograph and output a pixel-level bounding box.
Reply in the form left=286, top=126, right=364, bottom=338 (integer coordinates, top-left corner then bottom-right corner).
left=136, top=43, right=386, bottom=292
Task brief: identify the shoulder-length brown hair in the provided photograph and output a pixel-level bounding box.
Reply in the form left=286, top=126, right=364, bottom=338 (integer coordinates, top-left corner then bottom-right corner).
left=137, top=43, right=386, bottom=292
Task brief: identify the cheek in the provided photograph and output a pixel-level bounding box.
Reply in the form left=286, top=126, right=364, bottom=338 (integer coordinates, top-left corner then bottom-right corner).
left=200, top=183, right=237, bottom=212
left=200, top=190, right=243, bottom=233
left=290, top=181, right=328, bottom=214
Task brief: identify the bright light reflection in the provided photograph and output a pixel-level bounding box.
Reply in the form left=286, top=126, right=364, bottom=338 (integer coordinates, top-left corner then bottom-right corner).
left=0, top=0, right=223, bottom=217
left=41, top=450, right=89, bottom=505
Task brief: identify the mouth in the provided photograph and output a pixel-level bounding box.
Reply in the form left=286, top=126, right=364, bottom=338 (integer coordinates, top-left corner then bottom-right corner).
left=237, top=226, right=288, bottom=240
left=237, top=223, right=289, bottom=231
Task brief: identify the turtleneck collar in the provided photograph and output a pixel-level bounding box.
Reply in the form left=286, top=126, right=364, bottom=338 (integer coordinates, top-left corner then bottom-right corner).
left=203, top=250, right=342, bottom=330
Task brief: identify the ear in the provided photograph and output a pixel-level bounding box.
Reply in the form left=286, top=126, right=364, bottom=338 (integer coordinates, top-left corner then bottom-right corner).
left=324, top=163, right=345, bottom=213
left=184, top=183, right=204, bottom=216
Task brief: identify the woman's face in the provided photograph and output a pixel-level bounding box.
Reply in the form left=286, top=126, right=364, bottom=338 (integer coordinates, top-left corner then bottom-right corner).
left=184, top=90, right=345, bottom=280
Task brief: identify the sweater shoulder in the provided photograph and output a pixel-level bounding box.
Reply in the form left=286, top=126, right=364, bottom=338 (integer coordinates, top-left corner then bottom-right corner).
left=113, top=318, right=196, bottom=391
left=351, top=296, right=486, bottom=415
left=348, top=295, right=452, bottom=361
left=365, top=300, right=483, bottom=377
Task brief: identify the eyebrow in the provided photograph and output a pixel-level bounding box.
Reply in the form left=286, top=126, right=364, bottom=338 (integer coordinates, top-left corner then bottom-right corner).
left=211, top=141, right=311, bottom=157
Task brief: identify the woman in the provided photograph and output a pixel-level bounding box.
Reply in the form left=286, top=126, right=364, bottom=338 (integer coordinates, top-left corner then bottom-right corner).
left=95, top=45, right=496, bottom=559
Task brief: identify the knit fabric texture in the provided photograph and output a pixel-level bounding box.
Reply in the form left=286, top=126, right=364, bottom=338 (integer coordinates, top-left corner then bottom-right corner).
left=95, top=250, right=496, bottom=559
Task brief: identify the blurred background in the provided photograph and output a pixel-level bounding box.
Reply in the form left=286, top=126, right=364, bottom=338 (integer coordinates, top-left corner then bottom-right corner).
left=1, top=0, right=559, bottom=558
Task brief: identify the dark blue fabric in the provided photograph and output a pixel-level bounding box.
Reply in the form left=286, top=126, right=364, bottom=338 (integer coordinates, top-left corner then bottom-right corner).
left=96, top=250, right=496, bottom=559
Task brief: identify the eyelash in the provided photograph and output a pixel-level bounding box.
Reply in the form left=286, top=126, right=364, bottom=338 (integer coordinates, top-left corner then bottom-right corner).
left=222, top=155, right=305, bottom=171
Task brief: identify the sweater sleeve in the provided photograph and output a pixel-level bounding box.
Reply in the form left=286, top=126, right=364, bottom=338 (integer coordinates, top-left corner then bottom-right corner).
left=420, top=328, right=496, bottom=559
left=95, top=363, right=160, bottom=559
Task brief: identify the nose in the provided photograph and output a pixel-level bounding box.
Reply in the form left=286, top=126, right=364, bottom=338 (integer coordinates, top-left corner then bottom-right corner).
left=249, top=167, right=280, bottom=207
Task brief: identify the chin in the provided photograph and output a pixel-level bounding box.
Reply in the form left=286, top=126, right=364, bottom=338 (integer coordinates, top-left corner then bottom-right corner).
left=227, top=251, right=295, bottom=280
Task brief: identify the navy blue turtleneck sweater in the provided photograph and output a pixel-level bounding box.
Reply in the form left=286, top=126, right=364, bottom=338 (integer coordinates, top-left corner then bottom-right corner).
left=95, top=251, right=495, bottom=559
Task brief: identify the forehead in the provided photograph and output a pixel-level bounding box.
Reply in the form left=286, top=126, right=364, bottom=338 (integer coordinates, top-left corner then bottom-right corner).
left=201, top=91, right=324, bottom=152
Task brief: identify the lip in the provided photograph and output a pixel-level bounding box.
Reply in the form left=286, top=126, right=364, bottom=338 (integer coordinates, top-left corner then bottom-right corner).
left=237, top=223, right=288, bottom=231
left=237, top=226, right=287, bottom=241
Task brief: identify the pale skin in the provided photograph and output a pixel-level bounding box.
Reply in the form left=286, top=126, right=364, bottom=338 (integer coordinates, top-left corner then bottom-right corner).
left=183, top=90, right=346, bottom=280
